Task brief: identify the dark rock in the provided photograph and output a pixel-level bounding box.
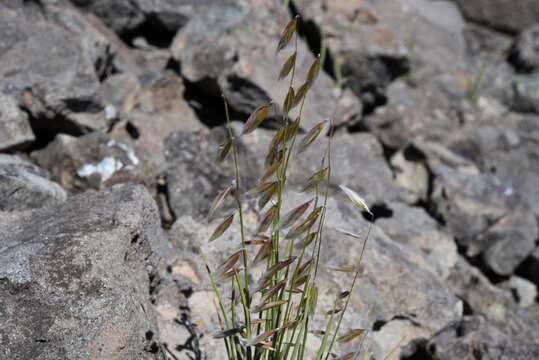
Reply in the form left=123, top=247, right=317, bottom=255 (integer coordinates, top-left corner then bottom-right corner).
left=0, top=93, right=35, bottom=151
left=171, top=0, right=362, bottom=129
left=452, top=0, right=539, bottom=33
left=0, top=185, right=165, bottom=359
left=0, top=155, right=67, bottom=212
left=510, top=24, right=539, bottom=72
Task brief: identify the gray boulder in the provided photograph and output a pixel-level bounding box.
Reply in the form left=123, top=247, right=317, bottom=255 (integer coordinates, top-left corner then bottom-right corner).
left=294, top=0, right=466, bottom=105
left=0, top=185, right=165, bottom=359
left=0, top=155, right=67, bottom=212
left=0, top=93, right=35, bottom=151
left=171, top=0, right=362, bottom=129
left=0, top=4, right=105, bottom=134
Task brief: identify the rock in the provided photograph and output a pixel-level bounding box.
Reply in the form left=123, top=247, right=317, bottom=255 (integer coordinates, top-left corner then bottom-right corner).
left=363, top=81, right=462, bottom=149
left=389, top=146, right=429, bottom=203
left=165, top=123, right=402, bottom=221
left=510, top=24, right=539, bottom=72
left=0, top=93, right=35, bottom=151
left=447, top=256, right=539, bottom=342
left=402, top=316, right=539, bottom=360
left=171, top=0, right=362, bottom=129
left=0, top=155, right=67, bottom=212
left=0, top=4, right=106, bottom=134
left=32, top=133, right=140, bottom=192
left=511, top=73, right=539, bottom=113
left=69, top=0, right=231, bottom=43
left=481, top=209, right=537, bottom=276
left=294, top=0, right=466, bottom=106
left=100, top=73, right=141, bottom=113
left=500, top=276, right=538, bottom=308
left=376, top=202, right=457, bottom=280
left=0, top=185, right=165, bottom=359
left=452, top=0, right=539, bottom=33
left=164, top=126, right=260, bottom=221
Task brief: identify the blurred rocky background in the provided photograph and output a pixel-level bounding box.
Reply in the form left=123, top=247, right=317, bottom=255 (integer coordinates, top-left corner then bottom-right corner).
left=1, top=0, right=539, bottom=359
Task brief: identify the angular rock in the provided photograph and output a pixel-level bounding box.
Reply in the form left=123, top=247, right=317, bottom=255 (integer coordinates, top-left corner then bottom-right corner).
left=499, top=276, right=538, bottom=308
left=389, top=147, right=429, bottom=204
left=377, top=202, right=457, bottom=280
left=164, top=126, right=261, bottom=221
left=32, top=133, right=140, bottom=192
left=510, top=24, right=539, bottom=72
left=0, top=93, right=35, bottom=151
left=165, top=123, right=402, bottom=221
left=171, top=0, right=362, bottom=129
left=0, top=5, right=105, bottom=134
left=452, top=0, right=539, bottom=33
left=0, top=185, right=165, bottom=359
left=403, top=316, right=539, bottom=360
left=447, top=256, right=539, bottom=342
left=0, top=155, right=67, bottom=212
left=294, top=0, right=466, bottom=105
left=363, top=81, right=462, bottom=149
left=69, top=0, right=217, bottom=39
left=481, top=209, right=537, bottom=276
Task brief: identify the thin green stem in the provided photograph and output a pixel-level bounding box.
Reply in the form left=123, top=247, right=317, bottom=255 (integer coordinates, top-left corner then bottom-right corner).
left=323, top=221, right=373, bottom=360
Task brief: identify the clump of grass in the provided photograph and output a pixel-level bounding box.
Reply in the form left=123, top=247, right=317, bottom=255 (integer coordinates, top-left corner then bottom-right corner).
left=200, top=16, right=372, bottom=360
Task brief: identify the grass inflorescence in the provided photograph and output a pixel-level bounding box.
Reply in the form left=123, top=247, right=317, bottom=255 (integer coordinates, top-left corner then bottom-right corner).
left=200, top=16, right=373, bottom=360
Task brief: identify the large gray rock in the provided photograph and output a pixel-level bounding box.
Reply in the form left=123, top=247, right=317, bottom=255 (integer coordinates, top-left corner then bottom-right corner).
left=165, top=123, right=402, bottom=221
left=376, top=202, right=457, bottom=280
left=0, top=185, right=165, bottom=359
left=171, top=0, right=362, bottom=129
left=0, top=155, right=67, bottom=212
left=294, top=0, right=466, bottom=105
left=452, top=0, right=539, bottom=33
left=0, top=93, right=35, bottom=151
left=0, top=4, right=106, bottom=133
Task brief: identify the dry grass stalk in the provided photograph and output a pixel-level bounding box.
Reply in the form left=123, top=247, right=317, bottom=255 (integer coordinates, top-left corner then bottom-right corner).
left=198, top=14, right=373, bottom=360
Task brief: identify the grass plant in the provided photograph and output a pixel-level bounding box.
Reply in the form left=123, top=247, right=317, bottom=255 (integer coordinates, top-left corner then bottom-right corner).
left=200, top=16, right=373, bottom=360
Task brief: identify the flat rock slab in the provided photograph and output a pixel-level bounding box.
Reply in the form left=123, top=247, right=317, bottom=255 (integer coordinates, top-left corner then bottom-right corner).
left=0, top=185, right=165, bottom=359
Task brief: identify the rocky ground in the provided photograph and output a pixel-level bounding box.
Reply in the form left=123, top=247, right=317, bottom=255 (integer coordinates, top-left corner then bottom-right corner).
left=1, top=0, right=539, bottom=359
